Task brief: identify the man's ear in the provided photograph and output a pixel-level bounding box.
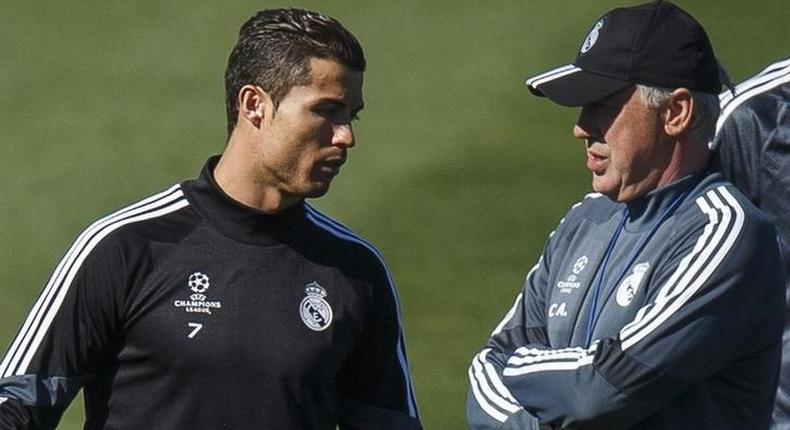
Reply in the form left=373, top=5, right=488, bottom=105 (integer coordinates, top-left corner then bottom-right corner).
left=237, top=85, right=272, bottom=129
left=662, top=88, right=693, bottom=137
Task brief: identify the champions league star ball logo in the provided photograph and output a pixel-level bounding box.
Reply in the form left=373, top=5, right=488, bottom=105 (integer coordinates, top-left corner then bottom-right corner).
left=572, top=255, right=589, bottom=275
left=174, top=272, right=222, bottom=315
left=300, top=282, right=333, bottom=332
left=188, top=272, right=210, bottom=300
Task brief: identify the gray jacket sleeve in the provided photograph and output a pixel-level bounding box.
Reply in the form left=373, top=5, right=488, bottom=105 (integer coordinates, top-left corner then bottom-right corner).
left=466, top=203, right=572, bottom=429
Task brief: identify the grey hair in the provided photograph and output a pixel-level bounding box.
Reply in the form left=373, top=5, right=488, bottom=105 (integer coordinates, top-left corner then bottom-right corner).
left=636, top=85, right=720, bottom=143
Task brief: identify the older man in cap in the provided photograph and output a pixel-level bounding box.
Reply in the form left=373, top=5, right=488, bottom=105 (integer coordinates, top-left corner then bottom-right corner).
left=467, top=2, right=785, bottom=429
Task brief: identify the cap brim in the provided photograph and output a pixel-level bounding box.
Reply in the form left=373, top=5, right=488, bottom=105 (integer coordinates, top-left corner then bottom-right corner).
left=526, top=64, right=632, bottom=107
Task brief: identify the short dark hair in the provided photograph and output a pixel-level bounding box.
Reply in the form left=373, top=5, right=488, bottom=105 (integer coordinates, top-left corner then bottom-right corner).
left=224, top=8, right=366, bottom=136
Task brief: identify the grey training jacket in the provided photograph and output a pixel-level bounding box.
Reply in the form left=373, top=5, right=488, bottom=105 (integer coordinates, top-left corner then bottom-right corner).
left=467, top=172, right=785, bottom=429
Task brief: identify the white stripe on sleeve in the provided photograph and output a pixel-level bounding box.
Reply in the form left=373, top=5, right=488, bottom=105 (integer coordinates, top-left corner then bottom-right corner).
left=0, top=185, right=187, bottom=377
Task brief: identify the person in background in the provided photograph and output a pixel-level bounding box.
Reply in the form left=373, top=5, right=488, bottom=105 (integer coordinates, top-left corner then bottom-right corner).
left=712, top=57, right=790, bottom=429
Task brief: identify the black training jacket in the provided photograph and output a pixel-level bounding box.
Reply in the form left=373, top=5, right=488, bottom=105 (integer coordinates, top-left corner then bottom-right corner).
left=0, top=157, right=421, bottom=430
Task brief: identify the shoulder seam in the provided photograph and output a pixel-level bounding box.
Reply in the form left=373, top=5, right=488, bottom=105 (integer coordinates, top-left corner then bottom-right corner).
left=715, top=59, right=790, bottom=139
left=550, top=193, right=603, bottom=239
left=618, top=186, right=744, bottom=350
left=303, top=204, right=420, bottom=419
left=0, top=184, right=189, bottom=378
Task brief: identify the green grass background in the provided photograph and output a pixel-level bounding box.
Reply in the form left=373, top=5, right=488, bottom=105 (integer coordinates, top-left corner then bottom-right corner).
left=0, top=1, right=786, bottom=428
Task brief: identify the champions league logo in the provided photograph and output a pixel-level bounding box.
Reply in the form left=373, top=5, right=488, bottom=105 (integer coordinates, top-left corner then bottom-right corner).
left=557, top=255, right=588, bottom=294
left=188, top=272, right=210, bottom=298
left=572, top=255, right=589, bottom=275
left=174, top=272, right=222, bottom=315
left=300, top=282, right=333, bottom=332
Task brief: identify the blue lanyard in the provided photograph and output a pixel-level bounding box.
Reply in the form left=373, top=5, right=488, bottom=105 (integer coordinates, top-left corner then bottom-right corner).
left=583, top=186, right=693, bottom=347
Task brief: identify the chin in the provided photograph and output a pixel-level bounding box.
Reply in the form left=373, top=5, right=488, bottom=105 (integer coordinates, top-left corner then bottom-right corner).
left=303, top=183, right=331, bottom=199
left=592, top=182, right=619, bottom=202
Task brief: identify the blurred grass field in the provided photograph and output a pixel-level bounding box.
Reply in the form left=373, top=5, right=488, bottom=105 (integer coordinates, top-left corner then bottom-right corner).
left=0, top=1, right=786, bottom=428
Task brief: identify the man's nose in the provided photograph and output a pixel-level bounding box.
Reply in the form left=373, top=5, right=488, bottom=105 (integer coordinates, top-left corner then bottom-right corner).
left=573, top=124, right=590, bottom=141
left=332, top=123, right=355, bottom=148
left=574, top=107, right=598, bottom=144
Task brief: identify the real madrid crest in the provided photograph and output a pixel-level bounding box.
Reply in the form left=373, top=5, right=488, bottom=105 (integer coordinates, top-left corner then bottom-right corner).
left=616, top=262, right=650, bottom=307
left=300, top=281, right=333, bottom=331
left=580, top=18, right=605, bottom=54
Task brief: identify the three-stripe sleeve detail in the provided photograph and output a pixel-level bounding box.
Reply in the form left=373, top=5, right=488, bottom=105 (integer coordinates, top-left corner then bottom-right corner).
left=303, top=204, right=419, bottom=419
left=468, top=348, right=522, bottom=423
left=0, top=185, right=189, bottom=378
left=503, top=344, right=597, bottom=377
left=496, top=187, right=743, bottom=378
left=713, top=58, right=790, bottom=139
left=719, top=58, right=790, bottom=110
left=619, top=186, right=743, bottom=350
left=471, top=193, right=603, bottom=421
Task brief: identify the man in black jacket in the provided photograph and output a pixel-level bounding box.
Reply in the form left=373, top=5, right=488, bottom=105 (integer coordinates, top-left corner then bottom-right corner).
left=0, top=8, right=421, bottom=430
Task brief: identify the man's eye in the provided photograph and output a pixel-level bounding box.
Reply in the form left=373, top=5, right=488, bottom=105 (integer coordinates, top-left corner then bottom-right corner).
left=314, top=107, right=335, bottom=117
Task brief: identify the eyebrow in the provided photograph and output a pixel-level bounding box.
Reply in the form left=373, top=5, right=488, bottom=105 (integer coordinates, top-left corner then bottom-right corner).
left=315, top=98, right=364, bottom=112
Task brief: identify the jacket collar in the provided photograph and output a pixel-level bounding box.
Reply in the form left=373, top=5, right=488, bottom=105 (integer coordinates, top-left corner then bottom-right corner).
left=181, top=156, right=308, bottom=246
left=624, top=172, right=705, bottom=231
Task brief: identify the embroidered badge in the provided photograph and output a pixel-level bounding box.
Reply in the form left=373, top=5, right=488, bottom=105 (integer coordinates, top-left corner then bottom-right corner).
left=616, top=262, right=650, bottom=307
left=581, top=18, right=605, bottom=54
left=174, top=272, right=222, bottom=315
left=300, top=281, right=333, bottom=331
left=573, top=255, right=589, bottom=274
left=557, top=256, right=588, bottom=294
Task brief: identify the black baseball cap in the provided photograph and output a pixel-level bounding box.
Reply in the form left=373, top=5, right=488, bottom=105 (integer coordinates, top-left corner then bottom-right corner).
left=526, top=1, right=721, bottom=107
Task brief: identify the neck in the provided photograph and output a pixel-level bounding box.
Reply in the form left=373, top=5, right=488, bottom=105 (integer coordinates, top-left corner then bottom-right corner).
left=213, top=134, right=300, bottom=214
left=656, top=139, right=711, bottom=189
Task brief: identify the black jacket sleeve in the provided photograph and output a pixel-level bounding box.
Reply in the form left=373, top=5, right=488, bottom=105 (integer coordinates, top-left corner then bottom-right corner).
left=0, top=227, right=126, bottom=429
left=337, top=249, right=421, bottom=430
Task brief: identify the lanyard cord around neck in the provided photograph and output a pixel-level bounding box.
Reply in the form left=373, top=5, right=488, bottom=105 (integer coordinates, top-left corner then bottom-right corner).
left=583, top=186, right=694, bottom=347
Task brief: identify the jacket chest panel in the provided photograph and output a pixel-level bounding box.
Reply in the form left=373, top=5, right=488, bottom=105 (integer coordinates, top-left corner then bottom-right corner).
left=546, top=219, right=656, bottom=347
left=119, top=238, right=362, bottom=383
